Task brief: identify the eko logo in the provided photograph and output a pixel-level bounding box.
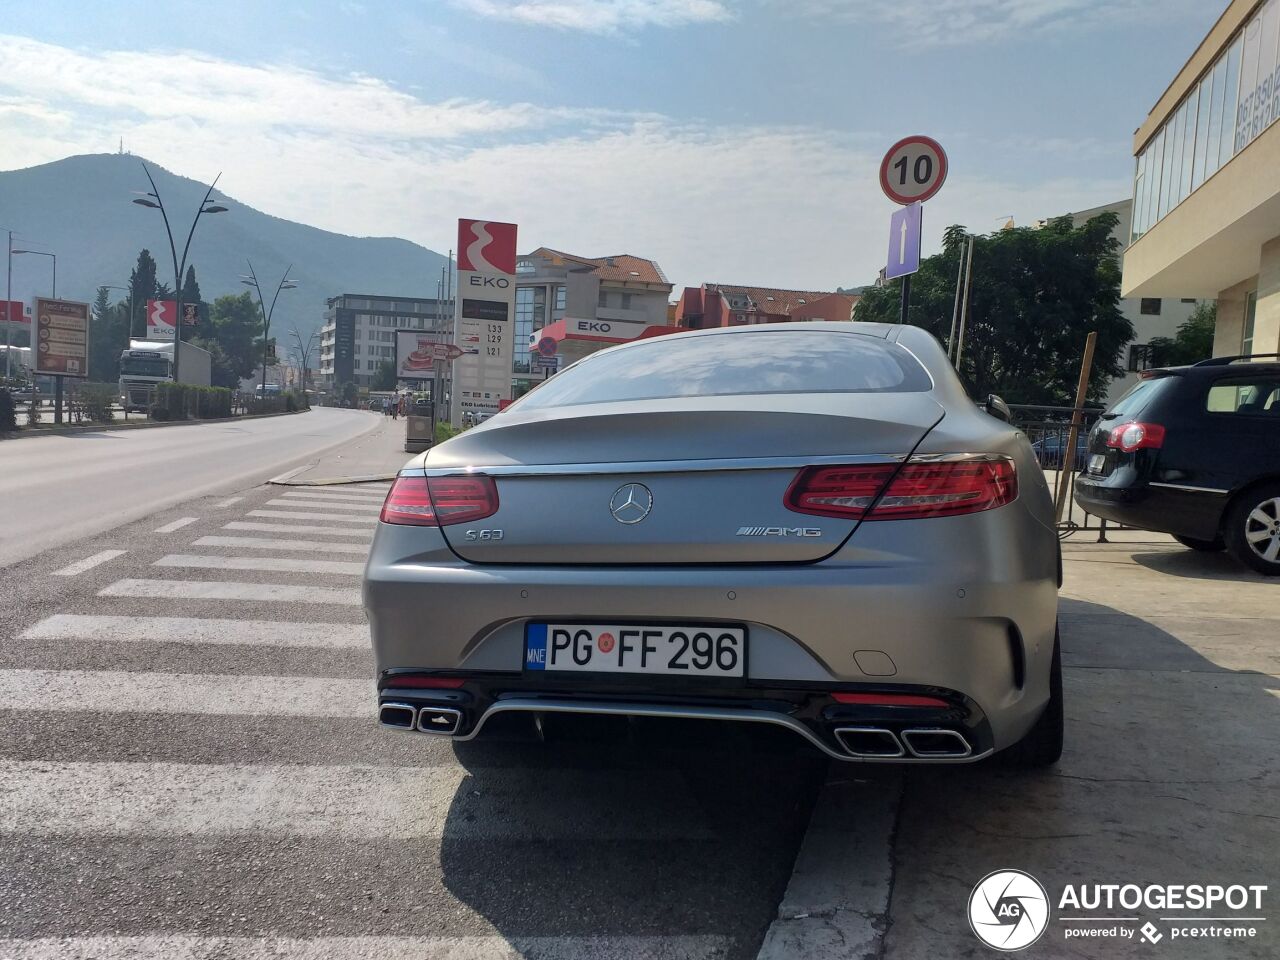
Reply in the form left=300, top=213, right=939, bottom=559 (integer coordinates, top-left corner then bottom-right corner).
left=969, top=870, right=1050, bottom=951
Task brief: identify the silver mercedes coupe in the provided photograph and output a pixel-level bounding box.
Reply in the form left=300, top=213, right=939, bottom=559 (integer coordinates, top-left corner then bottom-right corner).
left=364, top=322, right=1063, bottom=765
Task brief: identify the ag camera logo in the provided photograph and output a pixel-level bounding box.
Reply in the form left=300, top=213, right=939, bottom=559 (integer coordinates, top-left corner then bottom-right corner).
left=969, top=869, right=1050, bottom=951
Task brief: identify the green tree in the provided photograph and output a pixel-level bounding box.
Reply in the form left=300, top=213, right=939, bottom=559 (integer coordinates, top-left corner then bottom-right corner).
left=855, top=212, right=1134, bottom=405
left=208, top=292, right=263, bottom=382
left=1147, top=302, right=1216, bottom=367
left=370, top=359, right=397, bottom=391
left=88, top=287, right=117, bottom=383
left=128, top=249, right=159, bottom=338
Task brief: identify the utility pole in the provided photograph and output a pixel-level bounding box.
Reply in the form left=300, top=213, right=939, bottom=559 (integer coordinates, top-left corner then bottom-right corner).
left=4, top=231, right=11, bottom=381
left=953, top=236, right=976, bottom=371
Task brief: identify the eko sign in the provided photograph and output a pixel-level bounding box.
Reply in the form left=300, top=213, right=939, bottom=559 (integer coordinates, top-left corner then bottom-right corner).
left=451, top=218, right=518, bottom=426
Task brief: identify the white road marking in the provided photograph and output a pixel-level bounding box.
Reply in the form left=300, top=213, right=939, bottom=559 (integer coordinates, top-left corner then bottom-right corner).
left=248, top=510, right=376, bottom=524
left=51, top=550, right=127, bottom=577
left=154, top=554, right=365, bottom=575
left=153, top=517, right=199, bottom=534
left=213, top=496, right=244, bottom=508
left=99, top=579, right=363, bottom=606
left=265, top=498, right=381, bottom=513
left=0, top=670, right=369, bottom=716
left=193, top=536, right=370, bottom=556
left=0, top=761, right=714, bottom=840
left=20, top=614, right=368, bottom=648
left=224, top=521, right=373, bottom=539
left=281, top=489, right=388, bottom=502
left=0, top=935, right=732, bottom=960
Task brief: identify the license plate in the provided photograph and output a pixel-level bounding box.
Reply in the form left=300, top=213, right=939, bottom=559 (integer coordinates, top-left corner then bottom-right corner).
left=1088, top=454, right=1105, bottom=474
left=525, top=623, right=746, bottom=677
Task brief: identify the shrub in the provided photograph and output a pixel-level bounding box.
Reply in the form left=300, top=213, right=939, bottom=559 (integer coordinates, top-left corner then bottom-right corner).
left=26, top=395, right=41, bottom=426
left=435, top=421, right=461, bottom=444
left=153, top=382, right=232, bottom=420
left=78, top=383, right=117, bottom=424
left=149, top=403, right=170, bottom=421
left=0, top=388, right=15, bottom=433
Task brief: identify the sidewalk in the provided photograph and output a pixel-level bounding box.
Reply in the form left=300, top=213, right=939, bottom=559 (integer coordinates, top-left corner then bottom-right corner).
left=268, top=411, right=416, bottom=485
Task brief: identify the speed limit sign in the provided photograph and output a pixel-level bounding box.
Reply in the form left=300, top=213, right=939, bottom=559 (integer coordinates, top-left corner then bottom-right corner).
left=879, top=135, right=948, bottom=205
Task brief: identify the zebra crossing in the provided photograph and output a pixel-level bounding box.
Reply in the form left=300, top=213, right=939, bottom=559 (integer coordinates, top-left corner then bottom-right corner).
left=0, top=481, right=822, bottom=960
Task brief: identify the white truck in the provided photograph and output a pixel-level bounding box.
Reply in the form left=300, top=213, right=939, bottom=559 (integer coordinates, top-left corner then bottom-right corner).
left=118, top=339, right=213, bottom=413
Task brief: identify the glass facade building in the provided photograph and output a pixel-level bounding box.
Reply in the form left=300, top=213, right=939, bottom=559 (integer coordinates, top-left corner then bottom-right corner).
left=1132, top=0, right=1280, bottom=242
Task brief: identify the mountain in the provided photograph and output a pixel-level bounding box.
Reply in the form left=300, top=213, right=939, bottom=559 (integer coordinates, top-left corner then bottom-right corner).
left=0, top=154, right=449, bottom=342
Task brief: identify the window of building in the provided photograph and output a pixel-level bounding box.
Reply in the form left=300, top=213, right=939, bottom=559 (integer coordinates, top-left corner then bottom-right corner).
left=620, top=293, right=632, bottom=310
left=552, top=284, right=566, bottom=322
left=1181, top=298, right=1198, bottom=304
left=516, top=259, right=536, bottom=276
left=1243, top=291, right=1258, bottom=355
left=1140, top=298, right=1163, bottom=316
left=598, top=289, right=609, bottom=308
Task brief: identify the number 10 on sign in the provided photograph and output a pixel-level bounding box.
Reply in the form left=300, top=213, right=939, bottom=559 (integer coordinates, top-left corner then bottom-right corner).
left=879, top=135, right=948, bottom=206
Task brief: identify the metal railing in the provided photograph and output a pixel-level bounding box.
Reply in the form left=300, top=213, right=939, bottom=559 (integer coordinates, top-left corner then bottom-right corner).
left=1007, top=403, right=1118, bottom=540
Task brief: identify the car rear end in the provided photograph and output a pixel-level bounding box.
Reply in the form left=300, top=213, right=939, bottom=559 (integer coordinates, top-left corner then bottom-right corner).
left=364, top=324, right=1060, bottom=762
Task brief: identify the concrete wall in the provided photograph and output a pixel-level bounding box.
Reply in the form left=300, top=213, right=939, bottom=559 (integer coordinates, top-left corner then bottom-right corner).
left=1256, top=236, right=1280, bottom=356
left=1214, top=278, right=1254, bottom=356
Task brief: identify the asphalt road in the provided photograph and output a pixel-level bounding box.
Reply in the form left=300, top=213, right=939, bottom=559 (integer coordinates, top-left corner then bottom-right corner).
left=0, top=407, right=381, bottom=568
left=0, top=478, right=826, bottom=960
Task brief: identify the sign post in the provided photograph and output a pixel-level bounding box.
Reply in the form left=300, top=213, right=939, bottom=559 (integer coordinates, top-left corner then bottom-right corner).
left=880, top=136, right=947, bottom=325
left=34, top=297, right=90, bottom=425
left=450, top=219, right=518, bottom=428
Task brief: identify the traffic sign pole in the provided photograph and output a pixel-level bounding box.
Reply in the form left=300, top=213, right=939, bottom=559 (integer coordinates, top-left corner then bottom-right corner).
left=899, top=274, right=911, bottom=326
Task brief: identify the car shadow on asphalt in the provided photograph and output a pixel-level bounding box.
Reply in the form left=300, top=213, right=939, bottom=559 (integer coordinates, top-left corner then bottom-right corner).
left=440, top=715, right=828, bottom=959
left=1132, top=547, right=1275, bottom=582
left=879, top=595, right=1279, bottom=957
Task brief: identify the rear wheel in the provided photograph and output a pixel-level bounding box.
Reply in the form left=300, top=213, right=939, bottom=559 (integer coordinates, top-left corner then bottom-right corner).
left=1173, top=534, right=1226, bottom=552
left=1224, top=483, right=1280, bottom=576
left=1001, top=628, right=1063, bottom=768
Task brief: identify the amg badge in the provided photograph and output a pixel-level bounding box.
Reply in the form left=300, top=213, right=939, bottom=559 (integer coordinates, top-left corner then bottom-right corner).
left=736, top=526, right=823, bottom=538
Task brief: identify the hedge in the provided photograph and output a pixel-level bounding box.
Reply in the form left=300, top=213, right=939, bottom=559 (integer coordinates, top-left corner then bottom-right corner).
left=0, top=387, right=16, bottom=433
left=153, top=382, right=233, bottom=420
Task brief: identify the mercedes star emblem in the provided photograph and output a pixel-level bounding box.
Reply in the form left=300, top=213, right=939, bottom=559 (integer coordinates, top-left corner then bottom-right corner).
left=609, top=483, right=653, bottom=524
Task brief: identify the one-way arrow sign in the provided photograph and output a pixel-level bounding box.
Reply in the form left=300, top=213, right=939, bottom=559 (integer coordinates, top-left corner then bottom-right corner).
left=885, top=202, right=922, bottom=280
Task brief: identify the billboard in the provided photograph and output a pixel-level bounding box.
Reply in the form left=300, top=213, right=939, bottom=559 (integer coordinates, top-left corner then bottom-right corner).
left=395, top=329, right=459, bottom=380
left=1, top=300, right=32, bottom=325
left=146, top=299, right=177, bottom=341
left=451, top=218, right=518, bottom=426
left=34, top=297, right=90, bottom=378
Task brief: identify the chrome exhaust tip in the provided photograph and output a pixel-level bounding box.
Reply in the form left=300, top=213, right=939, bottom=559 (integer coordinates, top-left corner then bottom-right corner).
left=415, top=706, right=463, bottom=736
left=833, top=726, right=905, bottom=759
left=378, top=702, right=417, bottom=730
left=901, top=728, right=972, bottom=758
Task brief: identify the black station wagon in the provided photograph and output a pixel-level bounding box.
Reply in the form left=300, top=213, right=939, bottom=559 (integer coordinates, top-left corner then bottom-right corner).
left=1074, top=355, right=1280, bottom=576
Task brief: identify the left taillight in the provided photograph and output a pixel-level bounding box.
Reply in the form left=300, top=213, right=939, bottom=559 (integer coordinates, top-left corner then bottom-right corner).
left=379, top=475, right=498, bottom=526
left=785, top=458, right=1016, bottom=521
left=1105, top=421, right=1165, bottom=453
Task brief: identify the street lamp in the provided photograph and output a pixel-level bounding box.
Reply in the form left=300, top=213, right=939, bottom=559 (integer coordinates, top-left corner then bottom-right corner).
left=12, top=249, right=56, bottom=297
left=290, top=326, right=318, bottom=397
left=131, top=162, right=228, bottom=383
left=240, top=262, right=298, bottom=398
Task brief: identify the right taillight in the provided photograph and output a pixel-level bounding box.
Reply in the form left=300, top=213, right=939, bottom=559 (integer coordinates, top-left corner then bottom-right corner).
left=785, top=458, right=1016, bottom=521
left=379, top=475, right=498, bottom=526
left=1105, top=421, right=1165, bottom=453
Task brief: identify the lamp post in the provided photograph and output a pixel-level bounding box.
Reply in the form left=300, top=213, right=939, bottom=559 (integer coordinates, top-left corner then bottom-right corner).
left=241, top=262, right=298, bottom=399
left=290, top=326, right=318, bottom=398
left=13, top=249, right=56, bottom=296
left=131, top=163, right=227, bottom=384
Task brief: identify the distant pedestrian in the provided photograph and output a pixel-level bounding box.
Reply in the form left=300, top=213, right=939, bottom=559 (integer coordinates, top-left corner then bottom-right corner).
left=382, top=398, right=391, bottom=417
left=391, top=397, right=399, bottom=421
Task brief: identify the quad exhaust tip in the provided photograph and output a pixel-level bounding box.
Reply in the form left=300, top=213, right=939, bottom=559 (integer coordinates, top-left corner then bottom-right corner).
left=833, top=727, right=905, bottom=758
left=378, top=702, right=417, bottom=730
left=900, top=728, right=972, bottom=758
left=415, top=706, right=463, bottom=735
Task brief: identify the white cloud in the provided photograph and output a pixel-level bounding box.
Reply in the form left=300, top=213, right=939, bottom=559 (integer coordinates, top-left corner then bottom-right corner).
left=0, top=35, right=1124, bottom=294
left=452, top=0, right=732, bottom=33
left=779, top=0, right=1203, bottom=48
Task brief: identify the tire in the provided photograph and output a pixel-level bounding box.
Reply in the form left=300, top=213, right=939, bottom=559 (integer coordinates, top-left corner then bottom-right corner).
left=1001, top=628, right=1063, bottom=768
left=1223, top=482, right=1280, bottom=576
left=1172, top=534, right=1226, bottom=552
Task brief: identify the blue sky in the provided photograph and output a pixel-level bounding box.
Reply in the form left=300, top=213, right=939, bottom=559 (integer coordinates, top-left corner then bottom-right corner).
left=0, top=0, right=1222, bottom=293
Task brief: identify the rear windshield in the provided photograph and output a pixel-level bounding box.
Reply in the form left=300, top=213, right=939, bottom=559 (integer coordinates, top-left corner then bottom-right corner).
left=511, top=330, right=932, bottom=411
left=1105, top=376, right=1174, bottom=419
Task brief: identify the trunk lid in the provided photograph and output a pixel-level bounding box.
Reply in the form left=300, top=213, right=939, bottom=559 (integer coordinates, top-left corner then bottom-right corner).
left=428, top=394, right=944, bottom=564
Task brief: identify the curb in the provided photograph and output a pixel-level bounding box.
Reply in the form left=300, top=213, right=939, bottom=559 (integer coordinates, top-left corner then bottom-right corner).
left=757, top=769, right=902, bottom=960
left=267, top=470, right=397, bottom=486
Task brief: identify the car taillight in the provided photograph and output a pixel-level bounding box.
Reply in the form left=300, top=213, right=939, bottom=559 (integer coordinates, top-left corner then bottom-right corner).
left=784, top=464, right=898, bottom=519
left=379, top=475, right=498, bottom=526
left=1105, top=421, right=1165, bottom=453
left=785, top=458, right=1016, bottom=521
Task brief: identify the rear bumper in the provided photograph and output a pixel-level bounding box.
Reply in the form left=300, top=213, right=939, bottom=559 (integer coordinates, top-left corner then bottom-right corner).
left=363, top=508, right=1059, bottom=758
left=1074, top=475, right=1228, bottom=540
